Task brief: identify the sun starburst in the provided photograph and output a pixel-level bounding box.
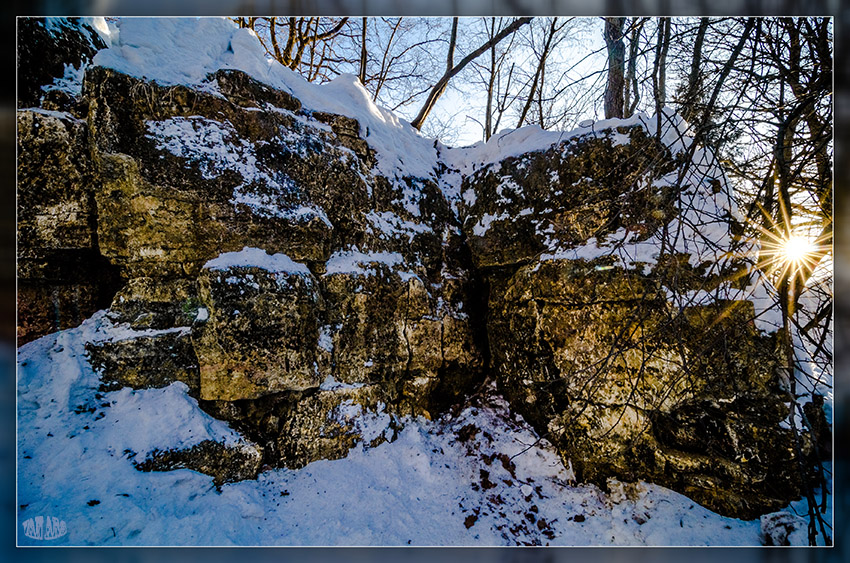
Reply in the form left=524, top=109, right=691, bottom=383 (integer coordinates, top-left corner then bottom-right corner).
left=751, top=220, right=825, bottom=285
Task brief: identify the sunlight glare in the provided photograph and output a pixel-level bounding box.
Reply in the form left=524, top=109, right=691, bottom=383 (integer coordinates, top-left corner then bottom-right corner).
left=781, top=235, right=814, bottom=266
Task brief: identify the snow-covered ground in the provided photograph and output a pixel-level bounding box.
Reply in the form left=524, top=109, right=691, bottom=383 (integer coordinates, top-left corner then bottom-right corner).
left=16, top=312, right=824, bottom=547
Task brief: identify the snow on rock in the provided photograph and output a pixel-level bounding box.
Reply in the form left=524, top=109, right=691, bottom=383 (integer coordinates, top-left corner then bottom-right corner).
left=319, top=374, right=365, bottom=391
left=203, top=247, right=311, bottom=275
left=146, top=116, right=257, bottom=181
left=17, top=313, right=260, bottom=545
left=533, top=110, right=738, bottom=273
left=146, top=116, right=332, bottom=224
left=42, top=62, right=87, bottom=98
left=442, top=112, right=662, bottom=176
left=759, top=511, right=810, bottom=546
left=366, top=211, right=432, bottom=242
left=93, top=18, right=440, bottom=182
left=43, top=17, right=114, bottom=47
left=89, top=323, right=191, bottom=344
left=18, top=17, right=111, bottom=110
left=324, top=249, right=406, bottom=277
left=90, top=18, right=745, bottom=278
left=471, top=212, right=510, bottom=237
left=458, top=106, right=782, bottom=331
left=17, top=107, right=83, bottom=122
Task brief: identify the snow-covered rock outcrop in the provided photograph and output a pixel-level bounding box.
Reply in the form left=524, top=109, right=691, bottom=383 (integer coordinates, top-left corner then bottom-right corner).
left=17, top=17, right=827, bottom=524
left=454, top=116, right=809, bottom=518
left=19, top=18, right=483, bottom=476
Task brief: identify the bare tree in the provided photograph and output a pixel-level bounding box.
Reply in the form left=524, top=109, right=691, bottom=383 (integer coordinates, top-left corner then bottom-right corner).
left=666, top=18, right=832, bottom=543
left=516, top=17, right=565, bottom=129
left=243, top=17, right=351, bottom=82
left=360, top=18, right=445, bottom=110
left=410, top=17, right=532, bottom=131
left=465, top=18, right=523, bottom=140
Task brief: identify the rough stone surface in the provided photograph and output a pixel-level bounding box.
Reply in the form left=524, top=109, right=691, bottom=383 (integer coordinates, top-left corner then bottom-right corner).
left=465, top=132, right=812, bottom=519
left=47, top=63, right=485, bottom=477
left=106, top=277, right=200, bottom=329
left=200, top=383, right=397, bottom=469
left=460, top=127, right=678, bottom=268
left=84, top=67, right=343, bottom=278
left=134, top=439, right=263, bottom=487
left=86, top=328, right=200, bottom=397
left=17, top=109, right=122, bottom=344
left=193, top=263, right=323, bottom=401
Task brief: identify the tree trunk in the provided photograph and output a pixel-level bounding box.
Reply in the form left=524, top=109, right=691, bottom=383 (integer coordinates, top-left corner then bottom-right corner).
left=359, top=17, right=367, bottom=84
left=651, top=18, right=671, bottom=137
left=681, top=18, right=709, bottom=122
left=658, top=18, right=671, bottom=106
left=485, top=19, right=496, bottom=140
left=624, top=18, right=644, bottom=118
left=603, top=17, right=625, bottom=119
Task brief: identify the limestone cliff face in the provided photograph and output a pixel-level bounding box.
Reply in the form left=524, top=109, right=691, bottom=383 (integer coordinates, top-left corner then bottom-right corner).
left=17, top=108, right=123, bottom=345
left=67, top=64, right=481, bottom=474
left=17, top=19, right=121, bottom=345
left=17, top=19, right=819, bottom=517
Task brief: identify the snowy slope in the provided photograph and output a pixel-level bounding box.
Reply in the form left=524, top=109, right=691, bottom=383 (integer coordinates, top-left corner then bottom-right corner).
left=16, top=318, right=794, bottom=546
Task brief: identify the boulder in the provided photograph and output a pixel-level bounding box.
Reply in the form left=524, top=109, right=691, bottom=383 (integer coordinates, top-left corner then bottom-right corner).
left=86, top=326, right=200, bottom=397
left=760, top=511, right=809, bottom=546
left=84, top=67, right=353, bottom=278
left=489, top=260, right=804, bottom=517
left=460, top=126, right=678, bottom=268
left=463, top=123, right=811, bottom=518
left=199, top=382, right=397, bottom=469
left=134, top=439, right=263, bottom=487
left=275, top=384, right=398, bottom=468
left=106, top=277, right=200, bottom=330
left=320, top=250, right=483, bottom=414
left=193, top=248, right=323, bottom=401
